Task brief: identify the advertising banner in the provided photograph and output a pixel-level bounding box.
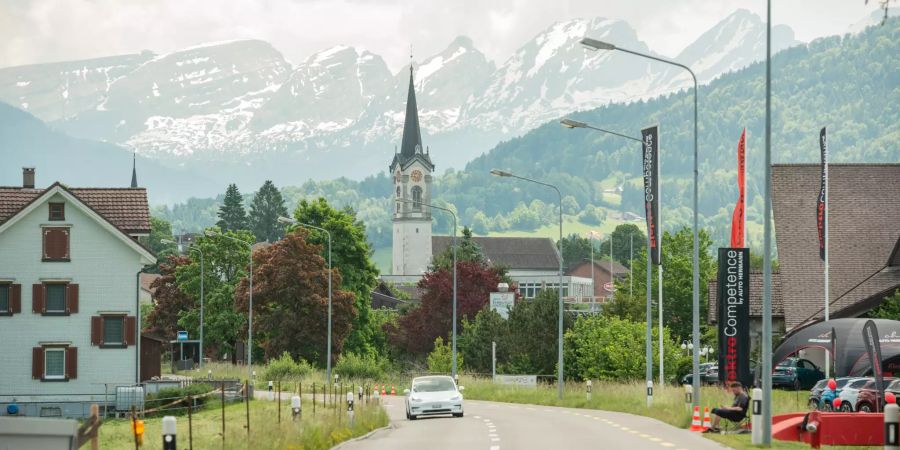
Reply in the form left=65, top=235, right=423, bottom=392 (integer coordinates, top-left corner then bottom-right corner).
left=862, top=320, right=885, bottom=411
left=717, top=248, right=751, bottom=387
left=730, top=129, right=746, bottom=248
left=641, top=126, right=660, bottom=265
left=817, top=127, right=828, bottom=260
left=489, top=292, right=515, bottom=319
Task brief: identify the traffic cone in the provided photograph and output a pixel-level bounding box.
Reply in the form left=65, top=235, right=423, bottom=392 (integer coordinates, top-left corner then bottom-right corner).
left=689, top=406, right=703, bottom=432
left=381, top=384, right=386, bottom=396
left=701, top=407, right=712, bottom=431
left=391, top=386, right=396, bottom=396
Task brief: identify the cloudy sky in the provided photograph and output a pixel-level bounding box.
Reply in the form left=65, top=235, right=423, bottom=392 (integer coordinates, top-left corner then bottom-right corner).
left=0, top=0, right=885, bottom=71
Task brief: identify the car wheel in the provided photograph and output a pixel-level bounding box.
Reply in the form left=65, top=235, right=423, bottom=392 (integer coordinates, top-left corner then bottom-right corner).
left=409, top=414, right=418, bottom=421
left=859, top=403, right=873, bottom=413
left=840, top=402, right=852, bottom=412
left=808, top=400, right=819, bottom=410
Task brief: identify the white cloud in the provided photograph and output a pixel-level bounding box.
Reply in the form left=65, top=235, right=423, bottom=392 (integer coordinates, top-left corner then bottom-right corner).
left=0, top=0, right=884, bottom=72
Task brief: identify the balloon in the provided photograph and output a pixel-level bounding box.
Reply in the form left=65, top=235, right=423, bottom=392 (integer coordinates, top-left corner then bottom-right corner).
left=887, top=392, right=896, bottom=404
left=827, top=379, right=837, bottom=390
left=833, top=397, right=842, bottom=409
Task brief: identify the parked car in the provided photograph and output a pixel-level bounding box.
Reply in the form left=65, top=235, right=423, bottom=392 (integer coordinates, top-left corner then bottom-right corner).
left=808, top=379, right=829, bottom=410
left=772, top=357, right=826, bottom=390
left=404, top=375, right=464, bottom=420
left=681, top=363, right=718, bottom=385
left=851, top=377, right=896, bottom=412
left=836, top=378, right=873, bottom=412
left=887, top=379, right=900, bottom=398
left=818, top=377, right=854, bottom=411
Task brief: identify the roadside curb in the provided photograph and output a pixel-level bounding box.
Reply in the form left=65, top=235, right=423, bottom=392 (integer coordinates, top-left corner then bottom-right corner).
left=330, top=423, right=394, bottom=449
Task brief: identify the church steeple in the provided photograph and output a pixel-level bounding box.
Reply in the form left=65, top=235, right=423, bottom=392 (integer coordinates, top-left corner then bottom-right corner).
left=130, top=152, right=138, bottom=188
left=399, top=66, right=423, bottom=159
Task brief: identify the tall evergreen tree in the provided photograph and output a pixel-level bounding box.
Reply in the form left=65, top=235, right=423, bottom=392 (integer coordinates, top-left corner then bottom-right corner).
left=216, top=184, right=248, bottom=232
left=249, top=180, right=288, bottom=242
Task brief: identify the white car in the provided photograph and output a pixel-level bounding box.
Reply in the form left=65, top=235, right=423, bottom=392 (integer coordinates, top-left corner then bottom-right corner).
left=836, top=378, right=871, bottom=412
left=404, top=375, right=464, bottom=420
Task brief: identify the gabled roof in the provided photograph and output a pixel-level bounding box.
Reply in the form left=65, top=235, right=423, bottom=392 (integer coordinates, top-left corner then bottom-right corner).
left=772, top=163, right=900, bottom=331
left=0, top=185, right=151, bottom=234
left=566, top=258, right=629, bottom=276
left=432, top=236, right=561, bottom=271
left=0, top=183, right=156, bottom=264
left=708, top=271, right=785, bottom=323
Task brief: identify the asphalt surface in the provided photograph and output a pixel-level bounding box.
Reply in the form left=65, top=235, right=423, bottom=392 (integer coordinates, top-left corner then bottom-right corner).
left=338, top=395, right=730, bottom=450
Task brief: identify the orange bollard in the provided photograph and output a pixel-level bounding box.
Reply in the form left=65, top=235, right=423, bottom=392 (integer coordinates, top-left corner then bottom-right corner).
left=689, top=406, right=704, bottom=432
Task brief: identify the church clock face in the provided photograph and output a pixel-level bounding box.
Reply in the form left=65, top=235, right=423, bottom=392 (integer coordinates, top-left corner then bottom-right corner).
left=410, top=170, right=423, bottom=182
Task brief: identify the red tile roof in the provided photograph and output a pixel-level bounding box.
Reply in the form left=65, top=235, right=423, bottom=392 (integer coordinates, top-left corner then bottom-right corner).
left=0, top=185, right=151, bottom=234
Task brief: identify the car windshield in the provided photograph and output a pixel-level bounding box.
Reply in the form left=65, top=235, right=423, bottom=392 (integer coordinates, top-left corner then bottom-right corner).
left=412, top=378, right=457, bottom=393
left=848, top=379, right=869, bottom=389
left=888, top=380, right=900, bottom=390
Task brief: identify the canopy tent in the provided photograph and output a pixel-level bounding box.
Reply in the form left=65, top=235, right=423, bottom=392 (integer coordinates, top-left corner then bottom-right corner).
left=773, top=318, right=900, bottom=377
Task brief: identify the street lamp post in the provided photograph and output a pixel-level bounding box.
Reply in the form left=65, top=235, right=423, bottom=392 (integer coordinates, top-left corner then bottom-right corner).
left=397, top=199, right=459, bottom=379
left=587, top=231, right=598, bottom=302
left=490, top=169, right=565, bottom=399
left=162, top=239, right=204, bottom=369
left=204, top=230, right=253, bottom=381
left=278, top=217, right=333, bottom=382
left=579, top=37, right=699, bottom=407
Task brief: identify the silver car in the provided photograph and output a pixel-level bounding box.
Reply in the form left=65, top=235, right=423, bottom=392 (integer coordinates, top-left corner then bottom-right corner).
left=405, top=376, right=464, bottom=420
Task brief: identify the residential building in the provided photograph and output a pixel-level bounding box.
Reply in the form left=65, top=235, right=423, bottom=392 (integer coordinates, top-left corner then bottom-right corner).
left=0, top=168, right=156, bottom=416
left=565, top=258, right=629, bottom=303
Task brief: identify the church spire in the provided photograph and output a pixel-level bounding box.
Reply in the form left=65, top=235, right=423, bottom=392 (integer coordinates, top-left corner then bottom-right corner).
left=130, top=152, right=138, bottom=188
left=399, top=65, right=423, bottom=159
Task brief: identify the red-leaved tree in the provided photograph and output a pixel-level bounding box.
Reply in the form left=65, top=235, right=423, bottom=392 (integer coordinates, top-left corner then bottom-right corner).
left=145, top=255, right=194, bottom=339
left=385, top=261, right=503, bottom=355
left=234, top=231, right=357, bottom=365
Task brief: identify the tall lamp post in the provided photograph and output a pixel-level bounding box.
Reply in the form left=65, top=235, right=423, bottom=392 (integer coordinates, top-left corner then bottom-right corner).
left=398, top=198, right=458, bottom=379
left=162, top=239, right=204, bottom=369
left=579, top=38, right=699, bottom=407
left=278, top=216, right=333, bottom=382
left=490, top=169, right=565, bottom=399
left=560, top=118, right=664, bottom=387
left=587, top=231, right=598, bottom=302
left=205, top=230, right=253, bottom=381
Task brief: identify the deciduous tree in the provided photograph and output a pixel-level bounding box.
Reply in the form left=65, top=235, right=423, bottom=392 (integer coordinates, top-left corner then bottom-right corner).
left=145, top=255, right=193, bottom=339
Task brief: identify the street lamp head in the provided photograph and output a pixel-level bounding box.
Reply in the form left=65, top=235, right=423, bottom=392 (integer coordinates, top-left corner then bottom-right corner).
left=277, top=216, right=297, bottom=225
left=688, top=342, right=694, bottom=350
left=490, top=169, right=512, bottom=177
left=681, top=343, right=687, bottom=350
left=560, top=118, right=587, bottom=129
left=580, top=37, right=616, bottom=51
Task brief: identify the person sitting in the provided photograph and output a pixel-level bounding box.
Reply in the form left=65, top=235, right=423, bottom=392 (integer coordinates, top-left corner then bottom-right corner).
left=704, top=381, right=750, bottom=433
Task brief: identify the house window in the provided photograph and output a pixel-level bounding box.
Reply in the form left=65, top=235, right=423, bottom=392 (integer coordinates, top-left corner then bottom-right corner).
left=411, top=186, right=422, bottom=210
left=42, top=227, right=70, bottom=261
left=103, top=316, right=125, bottom=346
left=44, top=348, right=65, bottom=380
left=45, top=284, right=67, bottom=313
left=48, top=203, right=65, bottom=221
left=396, top=186, right=401, bottom=198
left=0, top=285, right=8, bottom=312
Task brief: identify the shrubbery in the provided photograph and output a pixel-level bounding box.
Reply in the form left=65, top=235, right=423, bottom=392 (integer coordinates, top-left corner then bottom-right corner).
left=262, top=351, right=314, bottom=381
left=426, top=337, right=463, bottom=374
left=145, top=383, right=214, bottom=413
left=334, top=351, right=391, bottom=380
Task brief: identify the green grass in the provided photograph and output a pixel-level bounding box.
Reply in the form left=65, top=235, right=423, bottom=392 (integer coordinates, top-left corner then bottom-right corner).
left=460, top=377, right=878, bottom=450
left=98, top=397, right=388, bottom=450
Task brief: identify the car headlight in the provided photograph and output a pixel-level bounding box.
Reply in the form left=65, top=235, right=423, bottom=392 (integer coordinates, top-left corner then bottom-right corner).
left=410, top=397, right=422, bottom=403
left=450, top=395, right=462, bottom=401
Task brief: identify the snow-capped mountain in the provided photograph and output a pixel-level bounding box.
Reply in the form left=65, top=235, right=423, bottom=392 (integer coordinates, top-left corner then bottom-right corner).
left=0, top=10, right=805, bottom=181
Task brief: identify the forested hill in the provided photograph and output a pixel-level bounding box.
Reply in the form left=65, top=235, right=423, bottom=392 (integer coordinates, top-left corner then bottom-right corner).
left=158, top=19, right=898, bottom=252
left=436, top=18, right=899, bottom=246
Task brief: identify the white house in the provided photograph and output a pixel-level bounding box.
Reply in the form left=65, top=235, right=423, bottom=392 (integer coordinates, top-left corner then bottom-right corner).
left=0, top=168, right=155, bottom=417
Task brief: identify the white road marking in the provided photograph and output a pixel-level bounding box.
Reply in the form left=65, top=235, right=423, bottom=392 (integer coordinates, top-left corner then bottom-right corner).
left=620, top=426, right=630, bottom=431
left=490, top=447, right=500, bottom=450
left=474, top=415, right=481, bottom=419
left=491, top=438, right=501, bottom=442
left=660, top=443, right=675, bottom=447
left=489, top=433, right=498, bottom=437
left=483, top=419, right=491, bottom=422
left=649, top=437, right=663, bottom=442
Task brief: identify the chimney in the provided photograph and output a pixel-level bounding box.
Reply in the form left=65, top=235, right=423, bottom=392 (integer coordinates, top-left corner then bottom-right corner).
left=22, top=167, right=35, bottom=189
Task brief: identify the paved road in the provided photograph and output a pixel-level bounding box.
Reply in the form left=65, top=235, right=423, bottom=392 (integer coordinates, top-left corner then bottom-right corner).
left=338, top=396, right=730, bottom=450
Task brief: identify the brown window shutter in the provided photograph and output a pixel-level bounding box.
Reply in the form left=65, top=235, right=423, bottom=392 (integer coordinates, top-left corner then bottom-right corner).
left=66, top=347, right=77, bottom=379
left=42, top=228, right=70, bottom=260
left=91, top=316, right=103, bottom=346
left=67, top=284, right=79, bottom=313
left=125, top=316, right=137, bottom=346
left=32, top=284, right=44, bottom=313
left=32, top=347, right=43, bottom=379
left=10, top=284, right=21, bottom=313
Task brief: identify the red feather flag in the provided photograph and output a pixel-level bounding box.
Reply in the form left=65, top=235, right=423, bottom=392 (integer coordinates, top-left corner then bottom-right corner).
left=730, top=129, right=746, bottom=248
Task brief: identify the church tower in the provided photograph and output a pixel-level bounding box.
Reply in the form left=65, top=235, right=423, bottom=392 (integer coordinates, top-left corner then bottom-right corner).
left=391, top=66, right=434, bottom=275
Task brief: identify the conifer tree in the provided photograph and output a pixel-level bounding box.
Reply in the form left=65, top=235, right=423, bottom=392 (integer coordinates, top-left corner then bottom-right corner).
left=216, top=184, right=248, bottom=232
left=249, top=180, right=288, bottom=242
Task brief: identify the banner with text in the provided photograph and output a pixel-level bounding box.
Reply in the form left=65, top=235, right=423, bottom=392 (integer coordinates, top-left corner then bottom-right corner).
left=730, top=129, right=746, bottom=248
left=642, top=126, right=660, bottom=265
left=817, top=127, right=828, bottom=260
left=717, top=247, right=751, bottom=387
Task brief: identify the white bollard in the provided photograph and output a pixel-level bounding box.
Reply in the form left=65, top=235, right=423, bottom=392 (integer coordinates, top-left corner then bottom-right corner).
left=684, top=384, right=693, bottom=412
left=347, top=391, right=355, bottom=427
left=886, top=403, right=899, bottom=450
left=752, top=388, right=763, bottom=445
left=647, top=380, right=654, bottom=407
left=358, top=385, right=363, bottom=401
left=162, top=416, right=177, bottom=450
left=291, top=395, right=302, bottom=421
left=586, top=380, right=593, bottom=401
left=373, top=388, right=380, bottom=404
left=268, top=380, right=274, bottom=401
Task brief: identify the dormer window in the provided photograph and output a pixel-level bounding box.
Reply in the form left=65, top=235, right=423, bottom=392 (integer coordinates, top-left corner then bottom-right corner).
left=49, top=203, right=65, bottom=221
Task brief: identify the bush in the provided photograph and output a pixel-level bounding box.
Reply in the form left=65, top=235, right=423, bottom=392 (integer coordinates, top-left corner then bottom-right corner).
left=426, top=337, right=463, bottom=374
left=145, top=383, right=214, bottom=413
left=335, top=351, right=391, bottom=380
left=262, top=351, right=314, bottom=381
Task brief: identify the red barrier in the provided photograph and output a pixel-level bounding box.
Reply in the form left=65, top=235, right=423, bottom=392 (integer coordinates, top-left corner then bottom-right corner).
left=772, top=412, right=885, bottom=448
